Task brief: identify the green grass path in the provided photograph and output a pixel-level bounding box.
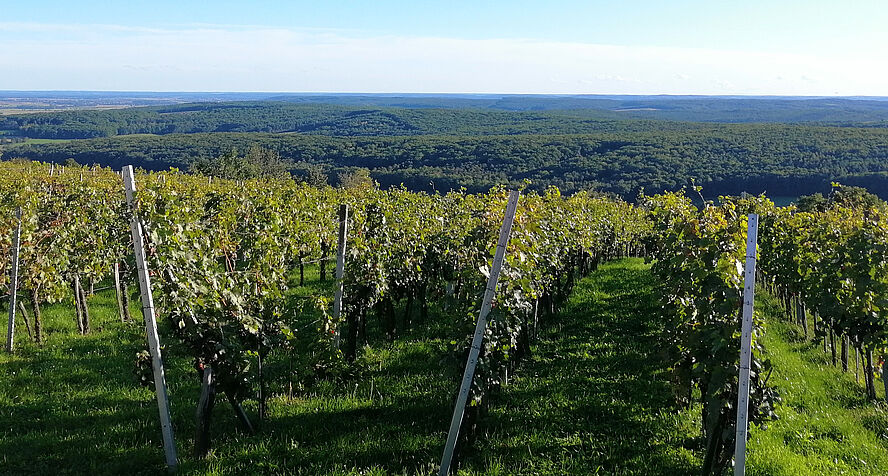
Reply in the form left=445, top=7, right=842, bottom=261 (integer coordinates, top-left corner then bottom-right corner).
left=463, top=258, right=701, bottom=475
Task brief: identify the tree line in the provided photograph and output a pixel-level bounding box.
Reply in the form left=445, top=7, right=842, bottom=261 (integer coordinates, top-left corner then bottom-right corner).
left=4, top=99, right=888, bottom=142
left=3, top=123, right=888, bottom=198
left=0, top=102, right=669, bottom=139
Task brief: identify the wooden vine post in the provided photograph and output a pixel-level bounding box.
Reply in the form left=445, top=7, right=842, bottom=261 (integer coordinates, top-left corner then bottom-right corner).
left=113, top=262, right=127, bottom=322
left=332, top=204, right=349, bottom=348
left=194, top=365, right=216, bottom=457
left=439, top=190, right=520, bottom=476
left=733, top=213, right=759, bottom=476
left=122, top=166, right=178, bottom=472
left=6, top=207, right=22, bottom=353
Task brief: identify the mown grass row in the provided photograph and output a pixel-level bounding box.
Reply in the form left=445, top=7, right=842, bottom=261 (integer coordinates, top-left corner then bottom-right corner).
left=461, top=258, right=700, bottom=475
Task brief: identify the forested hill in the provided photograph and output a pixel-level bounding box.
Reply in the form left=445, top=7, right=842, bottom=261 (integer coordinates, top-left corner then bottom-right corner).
left=267, top=95, right=888, bottom=124
left=0, top=103, right=653, bottom=139
left=2, top=97, right=888, bottom=199
left=5, top=124, right=888, bottom=198
left=3, top=97, right=888, bottom=140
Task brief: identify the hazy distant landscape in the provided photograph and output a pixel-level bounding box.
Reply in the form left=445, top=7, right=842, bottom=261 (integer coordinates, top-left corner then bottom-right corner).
left=4, top=90, right=888, bottom=121
left=2, top=92, right=888, bottom=199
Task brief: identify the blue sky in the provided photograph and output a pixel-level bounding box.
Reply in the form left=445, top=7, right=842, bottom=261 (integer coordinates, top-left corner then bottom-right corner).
left=2, top=1, right=887, bottom=95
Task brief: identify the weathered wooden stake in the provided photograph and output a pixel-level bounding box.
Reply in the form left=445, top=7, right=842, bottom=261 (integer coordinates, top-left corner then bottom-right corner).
left=332, top=204, right=349, bottom=348
left=123, top=165, right=178, bottom=472
left=15, top=299, right=32, bottom=341
left=114, top=262, right=126, bottom=322
left=18, top=300, right=32, bottom=340
left=439, top=190, right=520, bottom=476
left=866, top=350, right=877, bottom=399
left=320, top=242, right=329, bottom=281
left=194, top=366, right=216, bottom=458
left=734, top=213, right=758, bottom=476
left=227, top=393, right=255, bottom=434
left=799, top=301, right=808, bottom=339
left=883, top=359, right=888, bottom=403
left=298, top=252, right=306, bottom=286
left=73, top=276, right=84, bottom=334
left=6, top=207, right=22, bottom=353
left=81, top=276, right=92, bottom=331
left=31, top=290, right=42, bottom=344
left=856, top=346, right=861, bottom=383
left=830, top=328, right=837, bottom=366
left=74, top=275, right=90, bottom=334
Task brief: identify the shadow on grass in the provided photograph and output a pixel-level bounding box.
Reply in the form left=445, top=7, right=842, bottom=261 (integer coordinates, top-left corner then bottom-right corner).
left=179, top=334, right=457, bottom=475
left=3, top=262, right=701, bottom=475
left=463, top=259, right=699, bottom=475
left=0, top=315, right=173, bottom=475
left=2, top=269, right=465, bottom=475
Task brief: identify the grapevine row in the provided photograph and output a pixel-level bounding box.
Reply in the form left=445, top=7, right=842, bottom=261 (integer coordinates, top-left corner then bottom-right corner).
left=1, top=161, right=649, bottom=457
left=758, top=185, right=888, bottom=400
left=642, top=190, right=778, bottom=475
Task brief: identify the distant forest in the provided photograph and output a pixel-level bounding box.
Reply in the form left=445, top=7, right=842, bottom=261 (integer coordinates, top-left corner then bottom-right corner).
left=4, top=97, right=888, bottom=140
left=2, top=99, right=888, bottom=198
left=0, top=103, right=666, bottom=139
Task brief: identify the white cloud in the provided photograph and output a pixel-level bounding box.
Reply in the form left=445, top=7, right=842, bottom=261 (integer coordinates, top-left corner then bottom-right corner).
left=1, top=22, right=886, bottom=95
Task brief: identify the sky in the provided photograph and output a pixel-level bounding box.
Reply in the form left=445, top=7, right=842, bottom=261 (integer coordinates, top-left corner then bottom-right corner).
left=2, top=0, right=887, bottom=95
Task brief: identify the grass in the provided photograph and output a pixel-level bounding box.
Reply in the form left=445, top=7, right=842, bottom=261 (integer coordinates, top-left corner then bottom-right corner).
left=0, top=285, right=168, bottom=474
left=746, top=293, right=888, bottom=475
left=455, top=258, right=888, bottom=475
left=0, top=266, right=460, bottom=475
left=2, top=259, right=888, bottom=474
left=459, top=258, right=701, bottom=475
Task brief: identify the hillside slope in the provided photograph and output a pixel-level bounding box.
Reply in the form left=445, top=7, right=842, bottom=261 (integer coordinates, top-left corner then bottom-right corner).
left=3, top=260, right=888, bottom=474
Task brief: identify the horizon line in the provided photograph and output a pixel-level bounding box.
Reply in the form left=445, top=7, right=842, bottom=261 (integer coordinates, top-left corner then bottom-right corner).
left=2, top=89, right=888, bottom=99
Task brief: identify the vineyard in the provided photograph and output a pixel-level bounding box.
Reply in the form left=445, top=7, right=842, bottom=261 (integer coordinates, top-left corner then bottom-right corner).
left=2, top=160, right=888, bottom=475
